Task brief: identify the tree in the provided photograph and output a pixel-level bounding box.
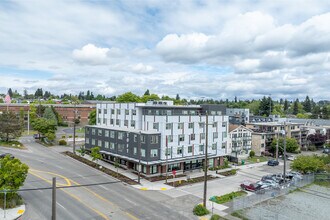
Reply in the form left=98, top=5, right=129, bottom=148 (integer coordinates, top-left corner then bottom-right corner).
left=283, top=99, right=289, bottom=112
left=90, top=146, right=102, bottom=164
left=0, top=111, right=22, bottom=142
left=303, top=96, right=312, bottom=112
left=31, top=118, right=57, bottom=141
left=259, top=96, right=271, bottom=116
left=271, top=137, right=299, bottom=154
left=176, top=94, right=180, bottom=101
left=7, top=88, right=13, bottom=97
left=116, top=92, right=140, bottom=103
left=321, top=106, right=329, bottom=119
left=144, top=89, right=150, bottom=96
left=291, top=155, right=324, bottom=174
left=292, top=99, right=299, bottom=115
left=88, top=109, right=96, bottom=125
left=43, top=107, right=58, bottom=125
left=307, top=133, right=326, bottom=147
left=0, top=156, right=29, bottom=204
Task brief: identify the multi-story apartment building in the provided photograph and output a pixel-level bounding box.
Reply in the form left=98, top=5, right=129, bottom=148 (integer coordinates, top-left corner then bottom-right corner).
left=228, top=125, right=253, bottom=158
left=226, top=108, right=249, bottom=125
left=85, top=101, right=229, bottom=177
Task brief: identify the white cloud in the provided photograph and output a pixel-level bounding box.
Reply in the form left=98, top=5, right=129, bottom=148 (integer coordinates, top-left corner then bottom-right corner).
left=72, top=44, right=110, bottom=65
left=131, top=63, right=155, bottom=74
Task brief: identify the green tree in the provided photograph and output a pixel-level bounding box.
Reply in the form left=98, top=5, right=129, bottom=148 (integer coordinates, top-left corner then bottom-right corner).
left=0, top=156, right=29, bottom=205
left=0, top=111, right=22, bottom=142
left=90, top=146, right=102, bottom=164
left=292, top=99, right=299, bottom=115
left=259, top=96, right=271, bottom=116
left=321, top=106, right=329, bottom=119
left=31, top=118, right=57, bottom=141
left=7, top=88, right=13, bottom=97
left=116, top=92, right=141, bottom=103
left=140, top=94, right=160, bottom=103
left=88, top=109, right=96, bottom=125
left=144, top=89, right=150, bottom=96
left=43, top=107, right=58, bottom=125
left=283, top=99, right=289, bottom=113
left=271, top=137, right=299, bottom=154
left=303, top=96, right=312, bottom=112
left=291, top=155, right=324, bottom=174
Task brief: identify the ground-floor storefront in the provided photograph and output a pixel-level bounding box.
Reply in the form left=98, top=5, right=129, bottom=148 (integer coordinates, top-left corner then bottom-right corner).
left=100, top=152, right=225, bottom=177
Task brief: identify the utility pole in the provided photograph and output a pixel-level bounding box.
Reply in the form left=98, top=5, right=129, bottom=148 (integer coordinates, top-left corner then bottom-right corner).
left=203, top=111, right=209, bottom=207
left=283, top=122, right=287, bottom=182
left=3, top=189, right=7, bottom=219
left=165, top=135, right=168, bottom=183
left=52, top=177, right=56, bottom=220
left=73, top=103, right=77, bottom=154
left=276, top=127, right=279, bottom=162
left=27, top=109, right=30, bottom=135
left=138, top=131, right=142, bottom=184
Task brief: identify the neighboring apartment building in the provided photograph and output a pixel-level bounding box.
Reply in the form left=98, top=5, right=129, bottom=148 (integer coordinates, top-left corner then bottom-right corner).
left=0, top=103, right=95, bottom=125
left=226, top=108, right=249, bottom=125
left=85, top=101, right=229, bottom=177
left=228, top=125, right=253, bottom=158
left=251, top=132, right=267, bottom=156
left=246, top=122, right=308, bottom=150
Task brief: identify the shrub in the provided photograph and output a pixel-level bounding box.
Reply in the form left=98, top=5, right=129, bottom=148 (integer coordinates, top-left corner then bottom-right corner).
left=193, top=204, right=209, bottom=216
left=58, top=139, right=67, bottom=145
left=62, top=135, right=66, bottom=138
left=210, top=214, right=221, bottom=220
left=249, top=150, right=255, bottom=157
left=211, top=191, right=247, bottom=204
left=308, top=145, right=317, bottom=151
left=69, top=135, right=73, bottom=138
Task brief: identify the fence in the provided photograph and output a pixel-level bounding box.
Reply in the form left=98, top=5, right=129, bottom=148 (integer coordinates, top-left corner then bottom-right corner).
left=233, top=173, right=315, bottom=211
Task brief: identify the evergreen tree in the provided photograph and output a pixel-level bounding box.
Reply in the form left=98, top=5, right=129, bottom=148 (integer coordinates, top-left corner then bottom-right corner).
left=234, top=96, right=237, bottom=103
left=293, top=99, right=299, bottom=115
left=8, top=88, right=13, bottom=97
left=144, top=89, right=150, bottom=96
left=284, top=99, right=289, bottom=112
left=303, top=95, right=312, bottom=112
left=43, top=107, right=58, bottom=125
left=23, top=89, right=28, bottom=99
left=321, top=106, right=329, bottom=119
left=259, top=96, right=271, bottom=116
left=176, top=94, right=180, bottom=100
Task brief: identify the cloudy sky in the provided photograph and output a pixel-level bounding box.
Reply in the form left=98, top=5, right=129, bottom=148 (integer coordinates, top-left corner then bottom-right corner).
left=1, top=0, right=330, bottom=101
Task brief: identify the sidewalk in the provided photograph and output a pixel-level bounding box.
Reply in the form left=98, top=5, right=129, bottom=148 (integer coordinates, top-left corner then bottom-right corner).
left=0, top=204, right=25, bottom=220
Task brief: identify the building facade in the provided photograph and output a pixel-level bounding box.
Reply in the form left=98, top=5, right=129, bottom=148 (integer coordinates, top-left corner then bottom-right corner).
left=226, top=108, right=250, bottom=125
left=85, top=101, right=230, bottom=176
left=228, top=125, right=253, bottom=158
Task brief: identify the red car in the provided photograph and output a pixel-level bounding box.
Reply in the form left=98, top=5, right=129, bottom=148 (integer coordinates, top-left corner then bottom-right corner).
left=240, top=181, right=262, bottom=192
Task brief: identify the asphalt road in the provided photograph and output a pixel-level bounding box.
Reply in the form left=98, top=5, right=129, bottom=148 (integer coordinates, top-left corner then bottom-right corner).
left=1, top=136, right=196, bottom=220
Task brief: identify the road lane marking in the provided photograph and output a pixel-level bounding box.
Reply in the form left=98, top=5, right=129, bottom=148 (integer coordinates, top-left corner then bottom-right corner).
left=30, top=169, right=72, bottom=186
left=99, top=185, right=109, bottom=191
left=56, top=202, right=66, bottom=210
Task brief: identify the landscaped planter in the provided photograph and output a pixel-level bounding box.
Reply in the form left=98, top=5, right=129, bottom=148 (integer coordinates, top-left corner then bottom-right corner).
left=165, top=175, right=218, bottom=187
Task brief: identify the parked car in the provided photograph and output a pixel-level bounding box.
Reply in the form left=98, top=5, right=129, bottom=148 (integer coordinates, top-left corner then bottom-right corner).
left=323, top=148, right=330, bottom=154
left=0, top=153, right=14, bottom=159
left=262, top=151, right=274, bottom=157
left=257, top=180, right=279, bottom=189
left=267, top=159, right=279, bottom=166
left=240, top=181, right=266, bottom=193
left=33, top=134, right=44, bottom=139
left=280, top=154, right=295, bottom=161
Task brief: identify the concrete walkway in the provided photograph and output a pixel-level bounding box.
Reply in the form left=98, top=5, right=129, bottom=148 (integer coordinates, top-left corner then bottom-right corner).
left=0, top=204, right=25, bottom=220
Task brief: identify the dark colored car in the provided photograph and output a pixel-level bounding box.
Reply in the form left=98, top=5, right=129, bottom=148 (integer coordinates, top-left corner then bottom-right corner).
left=33, top=134, right=44, bottom=139
left=0, top=153, right=14, bottom=159
left=267, top=159, right=279, bottom=166
left=323, top=148, right=330, bottom=154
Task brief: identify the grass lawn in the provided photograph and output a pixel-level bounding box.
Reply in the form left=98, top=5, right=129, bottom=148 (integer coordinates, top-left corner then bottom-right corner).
left=210, top=191, right=247, bottom=204
left=0, top=140, right=25, bottom=149
left=314, top=181, right=330, bottom=188
left=246, top=156, right=268, bottom=163
left=22, top=130, right=38, bottom=136
left=75, top=128, right=85, bottom=133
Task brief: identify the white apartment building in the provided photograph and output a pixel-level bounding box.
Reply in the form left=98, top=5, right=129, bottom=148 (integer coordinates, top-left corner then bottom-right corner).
left=228, top=125, right=253, bottom=158
left=85, top=101, right=229, bottom=176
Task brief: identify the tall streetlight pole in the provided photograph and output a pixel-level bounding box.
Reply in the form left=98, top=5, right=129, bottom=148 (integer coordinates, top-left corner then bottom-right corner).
left=165, top=135, right=168, bottom=184
left=203, top=111, right=209, bottom=207
left=283, top=122, right=287, bottom=182
left=73, top=103, right=77, bottom=154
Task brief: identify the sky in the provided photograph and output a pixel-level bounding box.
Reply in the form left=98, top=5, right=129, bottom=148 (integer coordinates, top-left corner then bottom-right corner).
left=0, top=0, right=330, bottom=101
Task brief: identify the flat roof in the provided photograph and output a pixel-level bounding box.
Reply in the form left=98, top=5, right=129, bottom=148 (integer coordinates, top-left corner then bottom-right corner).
left=86, top=125, right=160, bottom=134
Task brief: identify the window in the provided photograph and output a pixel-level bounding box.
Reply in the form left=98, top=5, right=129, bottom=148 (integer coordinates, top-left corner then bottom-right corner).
left=212, top=143, right=217, bottom=150
left=117, top=109, right=121, bottom=115
left=190, top=134, right=195, bottom=141
left=188, top=146, right=192, bottom=153
left=85, top=138, right=89, bottom=144
left=118, top=132, right=124, bottom=140
left=125, top=110, right=129, bottom=115
left=98, top=140, right=102, bottom=147
left=183, top=110, right=188, bottom=115
left=124, top=120, right=128, bottom=126
left=178, top=123, right=184, bottom=129
left=111, top=109, right=115, bottom=114
left=262, top=135, right=265, bottom=139
left=151, top=135, right=159, bottom=144
left=116, top=119, right=120, bottom=125
left=200, top=133, right=205, bottom=140
left=92, top=129, right=96, bottom=135
left=132, top=110, right=136, bottom=115
left=166, top=123, right=173, bottom=130
left=151, top=149, right=158, bottom=157
left=179, top=134, right=184, bottom=142
left=222, top=143, right=226, bottom=149
left=165, top=148, right=171, bottom=156
left=131, top=120, right=135, bottom=127
left=104, top=109, right=107, bottom=114
left=110, top=142, right=115, bottom=150
left=167, top=135, right=173, bottom=142
left=199, top=122, right=205, bottom=129
left=199, top=144, right=204, bottom=152
left=104, top=141, right=109, bottom=149
left=118, top=144, right=125, bottom=152
left=177, top=147, right=182, bottom=154
left=98, top=129, right=102, bottom=136
left=98, top=109, right=101, bottom=114
left=141, top=135, right=145, bottom=143
left=103, top=118, right=106, bottom=124
left=190, top=110, right=196, bottom=115
left=134, top=147, right=137, bottom=155
left=97, top=118, right=101, bottom=124
left=153, top=123, right=159, bottom=130
left=213, top=122, right=217, bottom=128
left=261, top=143, right=265, bottom=148
left=213, top=132, right=218, bottom=139
left=166, top=110, right=172, bottom=115
left=141, top=149, right=146, bottom=157
left=222, top=132, right=227, bottom=138
left=92, top=139, right=95, bottom=145
left=222, top=122, right=226, bottom=127
left=110, top=119, right=114, bottom=125
left=105, top=130, right=109, bottom=137
left=110, top=131, right=115, bottom=138
left=151, top=165, right=158, bottom=174
left=188, top=122, right=194, bottom=129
